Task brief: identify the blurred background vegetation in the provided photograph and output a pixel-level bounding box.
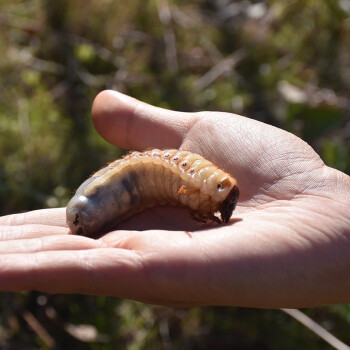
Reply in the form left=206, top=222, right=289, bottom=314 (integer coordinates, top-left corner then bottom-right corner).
left=0, top=0, right=349, bottom=348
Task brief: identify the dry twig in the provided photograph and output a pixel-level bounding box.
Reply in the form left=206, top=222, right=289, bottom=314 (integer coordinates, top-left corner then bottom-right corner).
left=282, top=308, right=350, bottom=350
left=195, top=49, right=246, bottom=90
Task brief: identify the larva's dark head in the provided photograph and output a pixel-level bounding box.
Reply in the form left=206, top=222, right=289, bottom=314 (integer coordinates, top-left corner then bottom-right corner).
left=219, top=185, right=240, bottom=223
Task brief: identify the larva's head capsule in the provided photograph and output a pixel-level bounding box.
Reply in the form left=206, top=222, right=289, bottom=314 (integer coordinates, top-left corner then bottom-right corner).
left=219, top=185, right=240, bottom=223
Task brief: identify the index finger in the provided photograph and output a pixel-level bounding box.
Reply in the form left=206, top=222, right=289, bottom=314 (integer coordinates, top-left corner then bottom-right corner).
left=0, top=208, right=67, bottom=227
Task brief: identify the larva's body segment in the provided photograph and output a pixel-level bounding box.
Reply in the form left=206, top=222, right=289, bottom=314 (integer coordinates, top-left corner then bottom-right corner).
left=66, top=149, right=239, bottom=237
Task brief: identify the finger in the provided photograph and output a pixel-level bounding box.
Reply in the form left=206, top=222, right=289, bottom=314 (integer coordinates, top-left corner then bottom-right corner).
left=0, top=248, right=154, bottom=299
left=0, top=230, right=272, bottom=307
left=0, top=234, right=100, bottom=254
left=91, top=90, right=198, bottom=150
left=0, top=244, right=213, bottom=307
left=0, top=224, right=69, bottom=241
left=0, top=208, right=66, bottom=227
left=0, top=232, right=202, bottom=305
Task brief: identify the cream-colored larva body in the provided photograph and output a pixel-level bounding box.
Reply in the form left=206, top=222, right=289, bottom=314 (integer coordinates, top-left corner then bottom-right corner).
left=66, top=149, right=239, bottom=237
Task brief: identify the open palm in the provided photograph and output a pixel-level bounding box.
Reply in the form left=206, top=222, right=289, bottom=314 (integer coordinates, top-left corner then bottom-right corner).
left=1, top=90, right=349, bottom=308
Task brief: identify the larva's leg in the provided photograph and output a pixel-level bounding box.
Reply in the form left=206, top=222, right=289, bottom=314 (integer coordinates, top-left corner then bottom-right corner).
left=178, top=185, right=200, bottom=195
left=190, top=211, right=208, bottom=223
left=190, top=211, right=222, bottom=224
left=208, top=214, right=222, bottom=224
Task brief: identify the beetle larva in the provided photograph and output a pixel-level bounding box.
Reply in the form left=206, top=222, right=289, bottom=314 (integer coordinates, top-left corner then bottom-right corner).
left=66, top=149, right=239, bottom=237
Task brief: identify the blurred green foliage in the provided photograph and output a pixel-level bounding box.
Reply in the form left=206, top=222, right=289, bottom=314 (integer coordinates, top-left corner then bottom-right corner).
left=0, top=0, right=349, bottom=348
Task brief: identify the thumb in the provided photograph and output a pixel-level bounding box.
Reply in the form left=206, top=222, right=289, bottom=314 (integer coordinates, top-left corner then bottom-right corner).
left=91, top=90, right=196, bottom=150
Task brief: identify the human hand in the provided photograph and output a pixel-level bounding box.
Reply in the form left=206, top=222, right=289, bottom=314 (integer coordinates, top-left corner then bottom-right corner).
left=1, top=90, right=349, bottom=308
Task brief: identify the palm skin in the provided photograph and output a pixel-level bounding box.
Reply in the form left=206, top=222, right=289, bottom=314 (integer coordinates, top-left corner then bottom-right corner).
left=0, top=90, right=349, bottom=308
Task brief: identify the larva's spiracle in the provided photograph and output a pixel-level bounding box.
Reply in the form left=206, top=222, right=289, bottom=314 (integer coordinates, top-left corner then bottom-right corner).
left=66, top=149, right=240, bottom=237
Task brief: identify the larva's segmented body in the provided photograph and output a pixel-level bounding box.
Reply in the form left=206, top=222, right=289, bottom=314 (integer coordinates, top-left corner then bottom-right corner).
left=66, top=149, right=239, bottom=237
